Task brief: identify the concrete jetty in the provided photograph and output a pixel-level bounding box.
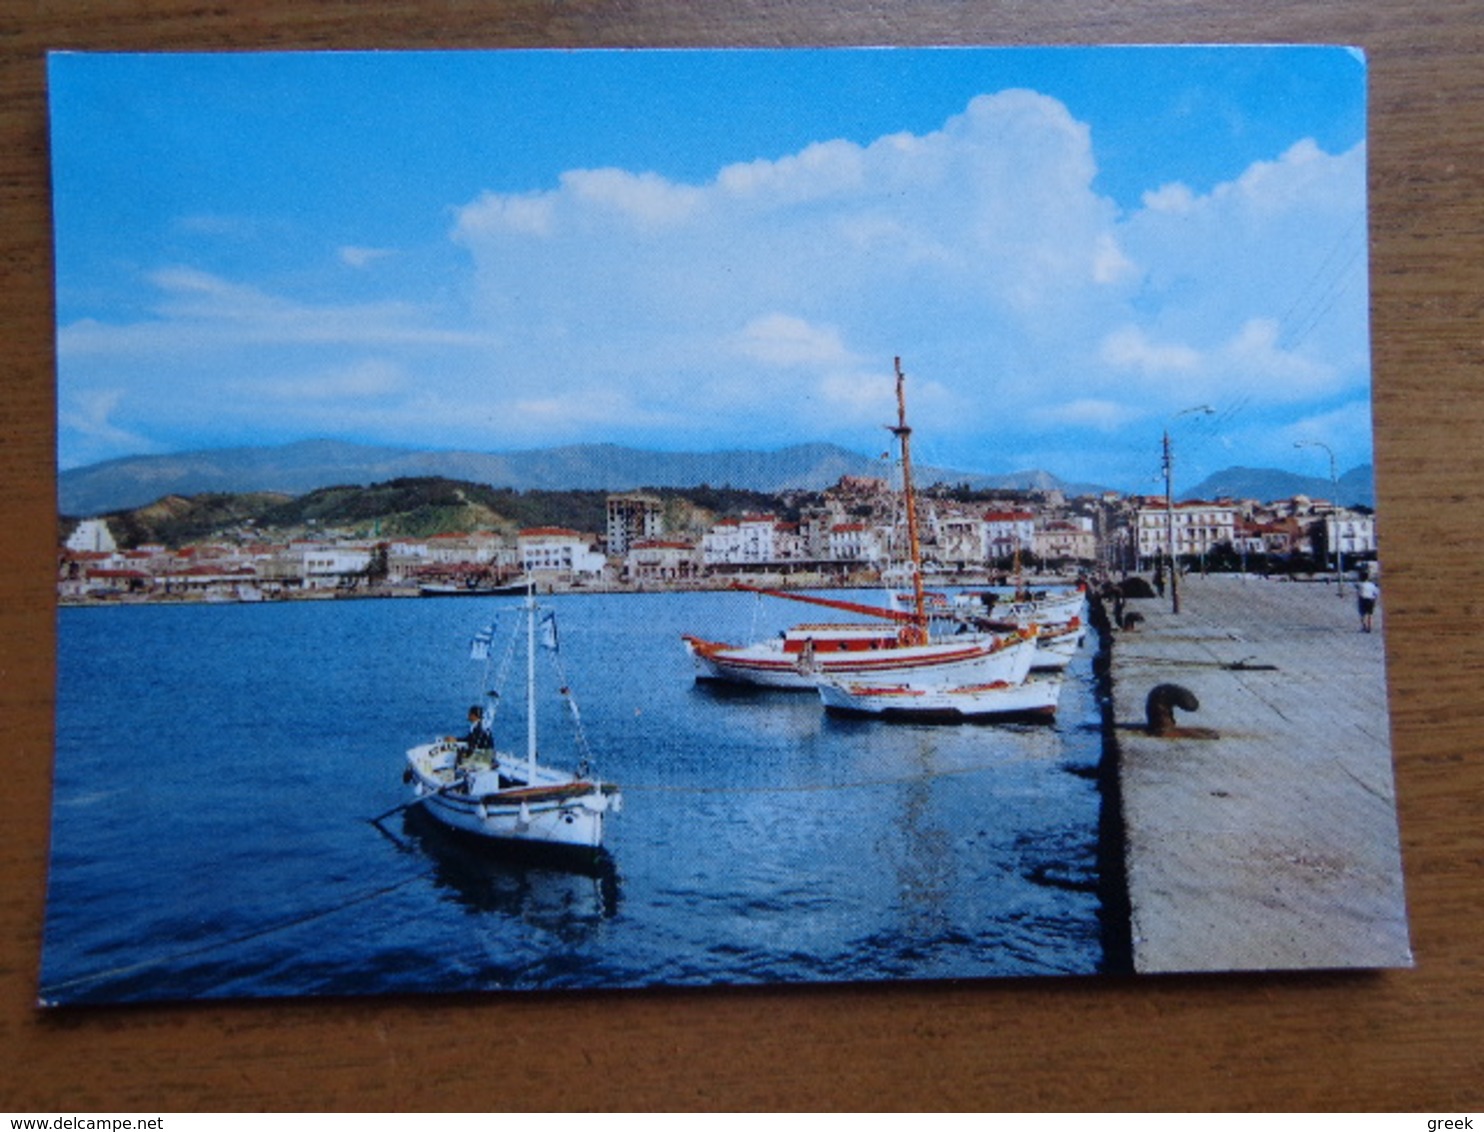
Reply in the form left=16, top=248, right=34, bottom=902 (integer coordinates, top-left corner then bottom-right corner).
left=1108, top=573, right=1413, bottom=974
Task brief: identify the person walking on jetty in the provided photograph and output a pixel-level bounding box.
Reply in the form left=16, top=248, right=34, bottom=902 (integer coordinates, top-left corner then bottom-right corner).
left=1357, top=575, right=1380, bottom=632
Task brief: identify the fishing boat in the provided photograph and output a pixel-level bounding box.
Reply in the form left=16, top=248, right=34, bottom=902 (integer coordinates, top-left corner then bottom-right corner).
left=887, top=586, right=1087, bottom=671
left=404, top=588, right=620, bottom=852
left=681, top=358, right=1038, bottom=690
left=1025, top=617, right=1085, bottom=671
left=418, top=575, right=533, bottom=598
left=950, top=585, right=1088, bottom=627
left=817, top=672, right=1061, bottom=722
left=682, top=593, right=1038, bottom=690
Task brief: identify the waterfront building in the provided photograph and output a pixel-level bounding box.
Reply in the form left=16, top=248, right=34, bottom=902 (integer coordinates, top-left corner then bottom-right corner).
left=301, top=546, right=374, bottom=590
left=427, top=531, right=503, bottom=566
left=606, top=494, right=665, bottom=557
left=1134, top=499, right=1238, bottom=566
left=934, top=514, right=987, bottom=570
left=983, top=510, right=1036, bottom=562
left=701, top=515, right=782, bottom=566
left=1035, top=518, right=1098, bottom=564
left=517, top=527, right=606, bottom=578
left=827, top=521, right=885, bottom=564
left=625, top=539, right=702, bottom=583
left=1323, top=509, right=1378, bottom=559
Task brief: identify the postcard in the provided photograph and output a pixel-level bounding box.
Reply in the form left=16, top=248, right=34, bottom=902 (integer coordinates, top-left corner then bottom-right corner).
left=43, top=46, right=1409, bottom=1005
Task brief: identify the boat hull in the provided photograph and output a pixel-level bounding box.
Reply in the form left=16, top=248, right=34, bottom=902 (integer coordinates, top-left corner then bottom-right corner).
left=406, top=742, right=617, bottom=850
left=682, top=631, right=1038, bottom=690
left=817, top=675, right=1062, bottom=721
left=1029, top=621, right=1085, bottom=671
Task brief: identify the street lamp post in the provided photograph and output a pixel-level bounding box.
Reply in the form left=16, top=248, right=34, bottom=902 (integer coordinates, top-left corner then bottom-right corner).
left=1295, top=439, right=1345, bottom=594
left=1163, top=405, right=1214, bottom=614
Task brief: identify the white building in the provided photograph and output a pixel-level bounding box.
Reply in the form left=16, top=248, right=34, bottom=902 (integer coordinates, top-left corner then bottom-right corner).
left=301, top=546, right=374, bottom=590
left=1135, top=500, right=1238, bottom=564
left=827, top=522, right=886, bottom=564
left=982, top=511, right=1036, bottom=562
left=625, top=539, right=701, bottom=582
left=517, top=528, right=606, bottom=577
left=934, top=515, right=987, bottom=569
left=66, top=518, right=117, bottom=554
left=1035, top=519, right=1098, bottom=563
left=702, top=515, right=782, bottom=566
left=1324, top=510, right=1379, bottom=559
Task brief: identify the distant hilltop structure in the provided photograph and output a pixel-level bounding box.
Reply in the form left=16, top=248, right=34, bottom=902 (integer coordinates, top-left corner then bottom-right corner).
left=65, top=518, right=117, bottom=554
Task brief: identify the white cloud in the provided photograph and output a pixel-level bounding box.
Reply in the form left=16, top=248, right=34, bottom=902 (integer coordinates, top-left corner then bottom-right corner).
left=249, top=358, right=408, bottom=402
left=1032, top=399, right=1144, bottom=432
left=58, top=267, right=489, bottom=358
left=562, top=168, right=706, bottom=228
left=1100, top=326, right=1202, bottom=375
left=339, top=245, right=395, bottom=268
left=58, top=90, right=1372, bottom=491
left=57, top=389, right=157, bottom=468
left=733, top=314, right=855, bottom=367
left=1141, top=183, right=1196, bottom=214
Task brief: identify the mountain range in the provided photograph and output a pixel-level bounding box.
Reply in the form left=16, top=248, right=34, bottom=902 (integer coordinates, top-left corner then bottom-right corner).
left=1183, top=465, right=1375, bottom=510
left=57, top=438, right=1374, bottom=516
left=58, top=439, right=1106, bottom=516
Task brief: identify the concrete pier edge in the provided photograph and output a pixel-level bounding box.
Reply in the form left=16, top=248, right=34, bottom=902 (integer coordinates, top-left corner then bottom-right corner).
left=1100, top=572, right=1411, bottom=976
left=1089, top=590, right=1135, bottom=975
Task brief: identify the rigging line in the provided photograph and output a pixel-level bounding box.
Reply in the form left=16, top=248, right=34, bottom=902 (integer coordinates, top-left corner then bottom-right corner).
left=37, top=865, right=436, bottom=1000
left=540, top=636, right=599, bottom=769
left=483, top=611, right=522, bottom=716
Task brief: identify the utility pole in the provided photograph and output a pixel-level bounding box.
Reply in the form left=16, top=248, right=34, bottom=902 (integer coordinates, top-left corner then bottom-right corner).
left=1163, top=429, right=1179, bottom=614
left=1162, top=405, right=1213, bottom=614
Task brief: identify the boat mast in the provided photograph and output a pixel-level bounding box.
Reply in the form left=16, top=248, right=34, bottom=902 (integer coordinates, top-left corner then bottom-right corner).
left=892, top=357, right=929, bottom=646
left=525, top=583, right=538, bottom=777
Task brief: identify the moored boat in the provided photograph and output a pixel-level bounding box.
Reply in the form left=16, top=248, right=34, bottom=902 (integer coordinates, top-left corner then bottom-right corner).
left=404, top=587, right=620, bottom=852
left=419, top=575, right=533, bottom=598
left=680, top=358, right=1037, bottom=692
left=682, top=599, right=1037, bottom=690
left=817, top=672, right=1061, bottom=721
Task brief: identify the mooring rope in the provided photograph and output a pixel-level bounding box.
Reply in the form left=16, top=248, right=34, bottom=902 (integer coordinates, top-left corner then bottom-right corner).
left=37, top=863, right=436, bottom=1002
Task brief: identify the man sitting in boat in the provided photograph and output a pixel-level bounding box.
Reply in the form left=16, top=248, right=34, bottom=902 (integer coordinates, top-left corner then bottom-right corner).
left=461, top=706, right=493, bottom=754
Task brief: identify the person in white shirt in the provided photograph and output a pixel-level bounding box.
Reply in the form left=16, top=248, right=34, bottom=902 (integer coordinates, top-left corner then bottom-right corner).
left=1356, top=576, right=1379, bottom=632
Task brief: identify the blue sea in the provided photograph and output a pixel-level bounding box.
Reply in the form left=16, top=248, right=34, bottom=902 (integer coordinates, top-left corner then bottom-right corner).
left=41, top=590, right=1111, bottom=1005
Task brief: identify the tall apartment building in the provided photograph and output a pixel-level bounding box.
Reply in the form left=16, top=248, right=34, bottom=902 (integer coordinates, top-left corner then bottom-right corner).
left=606, top=493, right=664, bottom=557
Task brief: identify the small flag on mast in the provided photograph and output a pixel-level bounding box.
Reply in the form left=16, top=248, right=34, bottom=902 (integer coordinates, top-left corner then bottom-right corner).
left=469, top=625, right=495, bottom=661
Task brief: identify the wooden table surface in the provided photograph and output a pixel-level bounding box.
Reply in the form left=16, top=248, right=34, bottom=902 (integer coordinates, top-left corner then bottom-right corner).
left=3, top=1, right=1481, bottom=1112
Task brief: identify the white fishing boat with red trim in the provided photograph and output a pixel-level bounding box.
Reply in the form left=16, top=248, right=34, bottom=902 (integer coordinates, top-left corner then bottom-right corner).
left=404, top=586, right=620, bottom=852
left=950, top=586, right=1088, bottom=628
left=1024, top=617, right=1084, bottom=671
left=683, top=603, right=1038, bottom=690
left=817, top=671, right=1061, bottom=721
left=681, top=357, right=1038, bottom=691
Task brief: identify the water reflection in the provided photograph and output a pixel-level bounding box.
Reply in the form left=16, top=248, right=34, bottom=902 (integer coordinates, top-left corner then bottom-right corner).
left=396, top=806, right=621, bottom=929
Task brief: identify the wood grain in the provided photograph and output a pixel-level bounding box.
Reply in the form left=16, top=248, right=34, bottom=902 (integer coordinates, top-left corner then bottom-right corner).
left=4, top=1, right=1481, bottom=1111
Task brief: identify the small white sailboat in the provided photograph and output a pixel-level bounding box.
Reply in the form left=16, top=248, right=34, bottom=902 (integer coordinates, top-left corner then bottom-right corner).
left=404, top=588, right=620, bottom=852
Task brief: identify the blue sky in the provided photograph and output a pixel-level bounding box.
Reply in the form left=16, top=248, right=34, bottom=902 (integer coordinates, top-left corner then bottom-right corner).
left=50, top=46, right=1371, bottom=493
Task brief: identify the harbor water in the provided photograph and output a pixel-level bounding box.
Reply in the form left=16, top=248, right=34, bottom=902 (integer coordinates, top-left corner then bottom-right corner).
left=42, top=590, right=1108, bottom=1004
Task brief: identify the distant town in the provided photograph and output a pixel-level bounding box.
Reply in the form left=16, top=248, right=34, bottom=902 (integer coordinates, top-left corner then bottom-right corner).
left=58, top=474, right=1378, bottom=603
